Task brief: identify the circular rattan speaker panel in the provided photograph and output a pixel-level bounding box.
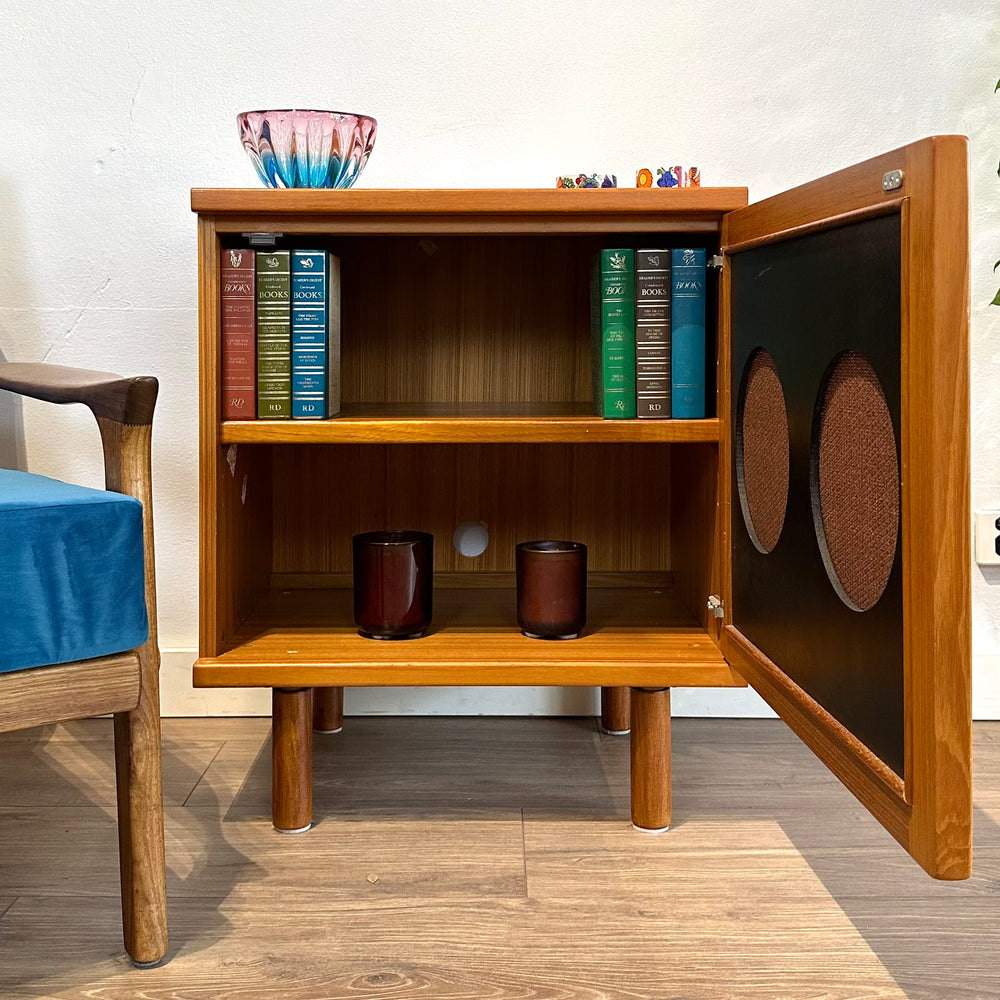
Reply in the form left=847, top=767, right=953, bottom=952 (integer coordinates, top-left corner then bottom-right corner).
left=736, top=348, right=789, bottom=554
left=811, top=351, right=899, bottom=612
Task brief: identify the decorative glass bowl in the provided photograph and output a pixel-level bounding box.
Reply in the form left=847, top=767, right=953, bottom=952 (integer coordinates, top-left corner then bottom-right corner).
left=237, top=110, right=377, bottom=189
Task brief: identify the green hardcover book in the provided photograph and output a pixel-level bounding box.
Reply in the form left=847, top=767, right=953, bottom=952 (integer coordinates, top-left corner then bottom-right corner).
left=256, top=250, right=292, bottom=419
left=591, top=248, right=636, bottom=418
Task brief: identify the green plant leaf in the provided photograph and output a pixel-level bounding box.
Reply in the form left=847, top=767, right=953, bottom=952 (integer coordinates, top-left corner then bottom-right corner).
left=994, top=260, right=1000, bottom=272
left=993, top=287, right=1000, bottom=306
left=996, top=78, right=1000, bottom=91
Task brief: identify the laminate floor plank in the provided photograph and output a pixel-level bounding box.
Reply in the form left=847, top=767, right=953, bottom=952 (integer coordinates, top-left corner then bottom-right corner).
left=0, top=807, right=525, bottom=903
left=1, top=893, right=911, bottom=1000
left=0, top=716, right=996, bottom=1000
left=190, top=716, right=616, bottom=821
left=0, top=728, right=226, bottom=810
left=0, top=717, right=270, bottom=746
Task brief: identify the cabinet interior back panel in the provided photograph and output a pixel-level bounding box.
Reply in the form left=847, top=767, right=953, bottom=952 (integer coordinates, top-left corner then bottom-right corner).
left=270, top=443, right=672, bottom=575
left=336, top=235, right=593, bottom=404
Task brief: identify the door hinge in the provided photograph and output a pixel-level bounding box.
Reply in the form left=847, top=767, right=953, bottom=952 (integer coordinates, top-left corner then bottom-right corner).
left=881, top=170, right=904, bottom=193
left=242, top=232, right=284, bottom=247
left=708, top=254, right=725, bottom=270
left=707, top=595, right=725, bottom=618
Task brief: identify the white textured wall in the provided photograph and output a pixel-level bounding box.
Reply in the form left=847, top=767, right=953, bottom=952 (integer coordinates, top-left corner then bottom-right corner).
left=1, top=1, right=997, bottom=717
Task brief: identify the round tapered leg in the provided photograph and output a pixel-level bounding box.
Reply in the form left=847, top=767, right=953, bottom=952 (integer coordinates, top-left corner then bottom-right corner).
left=272, top=688, right=313, bottom=833
left=600, top=686, right=631, bottom=735
left=629, top=687, right=671, bottom=832
left=313, top=686, right=344, bottom=733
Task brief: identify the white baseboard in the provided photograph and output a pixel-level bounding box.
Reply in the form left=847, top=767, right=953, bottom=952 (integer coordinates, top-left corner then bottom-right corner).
left=974, top=653, right=1000, bottom=718
left=161, top=649, right=271, bottom=716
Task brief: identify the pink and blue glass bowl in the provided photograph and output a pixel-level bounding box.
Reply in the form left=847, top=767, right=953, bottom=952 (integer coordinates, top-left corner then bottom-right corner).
left=237, top=110, right=377, bottom=189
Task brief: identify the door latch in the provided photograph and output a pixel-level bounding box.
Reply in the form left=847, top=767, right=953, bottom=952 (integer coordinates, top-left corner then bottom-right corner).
left=707, top=595, right=725, bottom=619
left=881, top=170, right=904, bottom=192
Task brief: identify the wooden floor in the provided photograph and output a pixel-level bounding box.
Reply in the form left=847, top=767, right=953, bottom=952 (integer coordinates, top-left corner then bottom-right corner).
left=0, top=717, right=997, bottom=1000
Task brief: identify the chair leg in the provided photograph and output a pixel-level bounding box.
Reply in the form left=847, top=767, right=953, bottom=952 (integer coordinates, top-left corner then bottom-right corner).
left=112, top=643, right=168, bottom=966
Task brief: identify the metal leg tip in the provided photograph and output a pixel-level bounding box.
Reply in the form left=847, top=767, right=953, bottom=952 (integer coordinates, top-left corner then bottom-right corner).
left=313, top=726, right=344, bottom=734
left=129, top=956, right=166, bottom=969
left=273, top=823, right=313, bottom=834
left=599, top=726, right=631, bottom=735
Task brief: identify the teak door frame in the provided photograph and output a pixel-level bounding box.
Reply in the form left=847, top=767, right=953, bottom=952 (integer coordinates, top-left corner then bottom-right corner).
left=718, top=136, right=971, bottom=879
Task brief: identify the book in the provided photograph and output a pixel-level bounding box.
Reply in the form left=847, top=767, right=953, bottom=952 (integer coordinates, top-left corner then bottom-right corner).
left=291, top=250, right=338, bottom=419
left=670, top=248, right=707, bottom=418
left=220, top=248, right=256, bottom=419
left=591, top=248, right=636, bottom=418
left=256, top=250, right=292, bottom=419
left=634, top=249, right=671, bottom=418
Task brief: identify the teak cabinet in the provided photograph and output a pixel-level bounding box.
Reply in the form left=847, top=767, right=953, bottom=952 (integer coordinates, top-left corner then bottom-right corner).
left=191, top=135, right=971, bottom=878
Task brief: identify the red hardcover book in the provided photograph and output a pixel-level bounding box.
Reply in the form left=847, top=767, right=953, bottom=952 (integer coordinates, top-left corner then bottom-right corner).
left=221, top=248, right=256, bottom=419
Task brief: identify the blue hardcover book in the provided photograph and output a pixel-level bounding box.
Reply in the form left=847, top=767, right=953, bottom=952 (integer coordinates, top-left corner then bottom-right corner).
left=670, top=248, right=707, bottom=418
left=291, top=250, right=338, bottom=419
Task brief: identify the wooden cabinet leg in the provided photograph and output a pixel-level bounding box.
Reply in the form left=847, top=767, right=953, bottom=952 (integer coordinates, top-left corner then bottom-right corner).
left=629, top=687, right=671, bottom=832
left=600, top=686, right=631, bottom=734
left=272, top=688, right=313, bottom=833
left=313, top=686, right=344, bottom=733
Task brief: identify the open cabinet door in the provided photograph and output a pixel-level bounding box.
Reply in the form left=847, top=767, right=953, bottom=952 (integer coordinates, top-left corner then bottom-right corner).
left=719, top=136, right=971, bottom=879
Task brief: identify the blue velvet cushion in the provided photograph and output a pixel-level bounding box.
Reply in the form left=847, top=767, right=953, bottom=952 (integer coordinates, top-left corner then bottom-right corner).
left=0, top=468, right=148, bottom=673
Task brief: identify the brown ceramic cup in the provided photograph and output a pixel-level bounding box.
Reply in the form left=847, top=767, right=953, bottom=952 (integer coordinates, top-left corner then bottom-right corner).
left=352, top=530, right=433, bottom=639
left=515, top=540, right=587, bottom=639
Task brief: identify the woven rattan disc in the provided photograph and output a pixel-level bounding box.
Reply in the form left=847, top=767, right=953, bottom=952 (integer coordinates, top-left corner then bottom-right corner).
left=736, top=349, right=789, bottom=554
left=812, top=351, right=899, bottom=612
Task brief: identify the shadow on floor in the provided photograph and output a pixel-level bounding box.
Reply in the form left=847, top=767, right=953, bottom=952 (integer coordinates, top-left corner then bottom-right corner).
left=229, top=715, right=1000, bottom=1000
left=228, top=715, right=623, bottom=824
left=0, top=722, right=264, bottom=990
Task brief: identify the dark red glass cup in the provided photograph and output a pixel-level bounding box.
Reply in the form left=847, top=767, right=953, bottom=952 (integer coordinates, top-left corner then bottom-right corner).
left=352, top=530, right=433, bottom=639
left=515, top=540, right=587, bottom=639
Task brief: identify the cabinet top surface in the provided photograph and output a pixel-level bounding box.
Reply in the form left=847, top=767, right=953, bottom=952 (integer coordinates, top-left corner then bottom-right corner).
left=190, top=186, right=749, bottom=217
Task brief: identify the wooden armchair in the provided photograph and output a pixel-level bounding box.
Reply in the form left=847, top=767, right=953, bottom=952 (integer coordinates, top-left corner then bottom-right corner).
left=0, top=362, right=167, bottom=966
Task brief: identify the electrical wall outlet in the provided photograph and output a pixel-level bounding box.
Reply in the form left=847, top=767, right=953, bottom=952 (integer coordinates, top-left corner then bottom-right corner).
left=975, top=510, right=1000, bottom=566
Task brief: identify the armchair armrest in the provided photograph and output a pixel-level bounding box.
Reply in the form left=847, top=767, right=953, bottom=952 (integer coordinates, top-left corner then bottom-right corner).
left=0, top=359, right=160, bottom=659
left=0, top=362, right=157, bottom=426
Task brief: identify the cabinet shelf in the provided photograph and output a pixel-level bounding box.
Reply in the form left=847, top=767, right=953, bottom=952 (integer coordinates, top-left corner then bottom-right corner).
left=221, top=404, right=721, bottom=444
left=193, top=586, right=741, bottom=689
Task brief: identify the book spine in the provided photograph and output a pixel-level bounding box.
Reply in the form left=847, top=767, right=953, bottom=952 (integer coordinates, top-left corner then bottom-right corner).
left=590, top=248, right=636, bottom=419
left=634, top=249, right=671, bottom=418
left=256, top=251, right=292, bottom=419
left=670, top=248, right=707, bottom=418
left=220, top=248, right=256, bottom=419
left=291, top=250, right=329, bottom=419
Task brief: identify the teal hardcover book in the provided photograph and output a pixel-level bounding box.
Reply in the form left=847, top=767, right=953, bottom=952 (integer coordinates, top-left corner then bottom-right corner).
left=670, top=248, right=707, bottom=418
left=292, top=250, right=330, bottom=420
